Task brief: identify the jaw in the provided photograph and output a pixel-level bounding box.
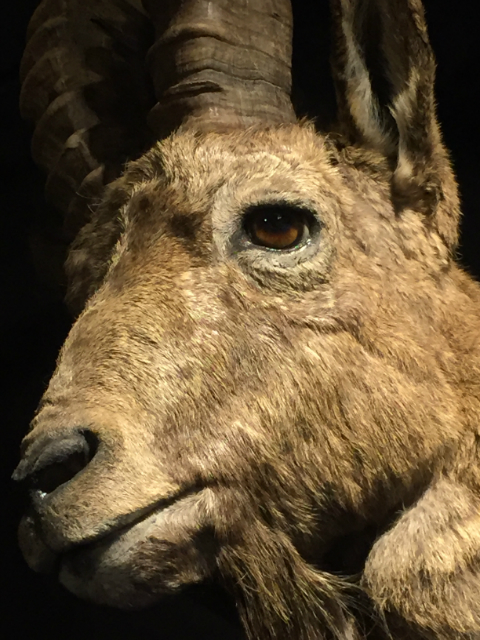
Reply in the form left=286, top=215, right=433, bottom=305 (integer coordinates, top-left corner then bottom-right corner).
left=18, top=479, right=417, bottom=637
left=24, top=490, right=220, bottom=609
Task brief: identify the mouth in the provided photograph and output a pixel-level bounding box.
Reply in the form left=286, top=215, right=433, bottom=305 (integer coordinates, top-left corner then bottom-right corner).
left=21, top=487, right=218, bottom=608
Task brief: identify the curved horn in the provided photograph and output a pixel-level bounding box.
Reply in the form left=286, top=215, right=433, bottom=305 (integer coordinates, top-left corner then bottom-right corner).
left=20, top=0, right=155, bottom=240
left=143, top=0, right=296, bottom=135
left=21, top=0, right=296, bottom=240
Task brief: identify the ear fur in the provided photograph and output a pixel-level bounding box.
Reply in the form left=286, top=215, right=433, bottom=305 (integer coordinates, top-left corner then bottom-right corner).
left=330, top=0, right=460, bottom=248
left=362, top=462, right=480, bottom=637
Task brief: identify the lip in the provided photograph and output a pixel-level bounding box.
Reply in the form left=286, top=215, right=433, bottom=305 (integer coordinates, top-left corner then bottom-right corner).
left=21, top=485, right=205, bottom=574
left=56, top=489, right=217, bottom=607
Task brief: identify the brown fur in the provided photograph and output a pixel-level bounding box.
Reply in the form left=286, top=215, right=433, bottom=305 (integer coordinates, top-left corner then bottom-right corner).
left=15, top=1, right=480, bottom=639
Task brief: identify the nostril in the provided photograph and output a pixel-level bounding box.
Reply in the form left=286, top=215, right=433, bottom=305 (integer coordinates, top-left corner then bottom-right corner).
left=14, top=430, right=98, bottom=496
left=33, top=450, right=90, bottom=495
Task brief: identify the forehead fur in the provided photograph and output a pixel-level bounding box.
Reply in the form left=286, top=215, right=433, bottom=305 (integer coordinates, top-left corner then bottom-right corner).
left=124, top=123, right=386, bottom=204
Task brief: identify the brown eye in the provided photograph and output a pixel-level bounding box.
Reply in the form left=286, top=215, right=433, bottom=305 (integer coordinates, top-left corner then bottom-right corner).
left=243, top=205, right=311, bottom=250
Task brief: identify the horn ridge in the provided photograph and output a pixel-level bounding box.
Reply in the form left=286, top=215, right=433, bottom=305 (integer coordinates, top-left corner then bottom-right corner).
left=143, top=0, right=296, bottom=134
left=21, top=0, right=155, bottom=239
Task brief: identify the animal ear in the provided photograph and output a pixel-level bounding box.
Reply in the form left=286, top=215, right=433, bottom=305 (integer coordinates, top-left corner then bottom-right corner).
left=362, top=473, right=480, bottom=636
left=329, top=0, right=460, bottom=247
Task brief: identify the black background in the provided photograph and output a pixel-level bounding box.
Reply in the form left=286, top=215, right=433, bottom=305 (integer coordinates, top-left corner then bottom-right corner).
left=1, top=1, right=479, bottom=638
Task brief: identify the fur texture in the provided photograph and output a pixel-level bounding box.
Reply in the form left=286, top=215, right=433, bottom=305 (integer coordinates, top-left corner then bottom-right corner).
left=15, top=1, right=480, bottom=639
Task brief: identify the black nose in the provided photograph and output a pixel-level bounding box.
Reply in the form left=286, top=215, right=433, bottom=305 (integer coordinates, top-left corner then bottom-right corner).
left=13, top=429, right=98, bottom=495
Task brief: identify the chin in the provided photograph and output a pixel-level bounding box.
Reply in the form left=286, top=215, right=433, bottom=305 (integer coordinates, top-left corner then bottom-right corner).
left=24, top=493, right=219, bottom=609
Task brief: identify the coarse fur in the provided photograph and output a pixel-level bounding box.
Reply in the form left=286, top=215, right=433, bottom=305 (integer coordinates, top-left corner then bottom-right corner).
left=14, top=1, right=480, bottom=639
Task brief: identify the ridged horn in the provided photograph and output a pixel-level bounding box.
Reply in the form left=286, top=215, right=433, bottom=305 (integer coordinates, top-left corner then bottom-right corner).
left=21, top=0, right=296, bottom=242
left=20, top=0, right=155, bottom=240
left=143, top=0, right=296, bottom=135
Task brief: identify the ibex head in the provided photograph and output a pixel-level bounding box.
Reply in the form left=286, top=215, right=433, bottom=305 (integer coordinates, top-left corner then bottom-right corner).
left=14, top=1, right=480, bottom=638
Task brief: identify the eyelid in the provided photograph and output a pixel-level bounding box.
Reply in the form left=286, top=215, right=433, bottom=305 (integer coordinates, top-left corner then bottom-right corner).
left=241, top=204, right=318, bottom=252
left=211, top=188, right=326, bottom=271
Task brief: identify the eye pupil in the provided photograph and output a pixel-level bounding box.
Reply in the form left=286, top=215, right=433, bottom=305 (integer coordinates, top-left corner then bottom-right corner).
left=244, top=205, right=310, bottom=250
left=261, top=213, right=292, bottom=233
